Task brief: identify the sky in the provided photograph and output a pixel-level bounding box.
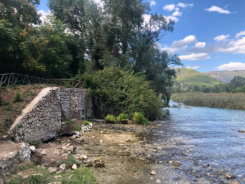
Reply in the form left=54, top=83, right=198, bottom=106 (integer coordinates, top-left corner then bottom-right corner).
left=37, top=0, right=245, bottom=72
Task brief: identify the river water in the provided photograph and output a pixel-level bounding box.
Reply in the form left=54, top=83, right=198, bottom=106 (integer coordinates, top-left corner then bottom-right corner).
left=152, top=102, right=245, bottom=184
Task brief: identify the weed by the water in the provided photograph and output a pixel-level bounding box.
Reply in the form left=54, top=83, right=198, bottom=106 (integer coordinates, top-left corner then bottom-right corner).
left=105, top=114, right=116, bottom=124
left=133, top=112, right=148, bottom=125
left=116, top=113, right=129, bottom=124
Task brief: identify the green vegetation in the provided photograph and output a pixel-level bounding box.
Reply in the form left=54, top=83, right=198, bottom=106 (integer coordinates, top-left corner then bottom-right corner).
left=83, top=120, right=91, bottom=126
left=117, top=113, right=129, bottom=124
left=105, top=114, right=117, bottom=124
left=133, top=112, right=148, bottom=125
left=13, top=91, right=24, bottom=103
left=29, top=140, right=40, bottom=147
left=173, top=68, right=222, bottom=92
left=62, top=167, right=95, bottom=184
left=172, top=92, right=245, bottom=110
left=58, top=155, right=79, bottom=169
left=0, top=0, right=181, bottom=118
left=82, top=67, right=162, bottom=120
left=65, top=120, right=73, bottom=125
left=8, top=162, right=95, bottom=184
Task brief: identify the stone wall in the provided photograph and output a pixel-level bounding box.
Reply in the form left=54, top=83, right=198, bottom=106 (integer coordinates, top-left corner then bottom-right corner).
left=9, top=87, right=92, bottom=142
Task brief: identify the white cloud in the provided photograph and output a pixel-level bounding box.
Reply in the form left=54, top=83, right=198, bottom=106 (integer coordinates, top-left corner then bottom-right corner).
left=205, top=6, right=230, bottom=14
left=217, top=62, right=245, bottom=71
left=186, top=66, right=200, bottom=69
left=165, top=16, right=179, bottom=23
left=163, top=35, right=196, bottom=53
left=38, top=10, right=52, bottom=23
left=236, top=30, right=245, bottom=38
left=214, top=34, right=230, bottom=41
left=217, top=36, right=245, bottom=55
left=172, top=35, right=196, bottom=48
left=195, top=42, right=206, bottom=48
left=172, top=8, right=182, bottom=17
left=163, top=4, right=176, bottom=11
left=179, top=53, right=210, bottom=61
left=177, top=3, right=194, bottom=8
left=150, top=0, right=156, bottom=6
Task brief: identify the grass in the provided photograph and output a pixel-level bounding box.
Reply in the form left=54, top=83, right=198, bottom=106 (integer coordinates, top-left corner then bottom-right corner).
left=8, top=162, right=95, bottom=184
left=0, top=84, right=47, bottom=136
left=58, top=155, right=79, bottom=169
left=172, top=92, right=245, bottom=110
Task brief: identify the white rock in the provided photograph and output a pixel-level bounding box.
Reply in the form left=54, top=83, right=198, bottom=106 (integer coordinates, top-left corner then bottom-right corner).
left=48, top=167, right=57, bottom=173
left=150, top=170, right=156, bottom=175
left=59, top=164, right=66, bottom=171
left=72, top=164, right=77, bottom=170
left=79, top=155, right=88, bottom=161
left=29, top=146, right=36, bottom=153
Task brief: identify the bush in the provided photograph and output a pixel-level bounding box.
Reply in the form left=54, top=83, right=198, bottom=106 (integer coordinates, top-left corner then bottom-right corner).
left=62, top=167, right=95, bottom=184
left=25, top=175, right=49, bottom=184
left=58, top=155, right=79, bottom=169
left=117, top=113, right=129, bottom=124
left=84, top=120, right=91, bottom=126
left=133, top=112, right=148, bottom=125
left=13, top=91, right=23, bottom=103
left=78, top=67, right=162, bottom=120
left=105, top=114, right=116, bottom=124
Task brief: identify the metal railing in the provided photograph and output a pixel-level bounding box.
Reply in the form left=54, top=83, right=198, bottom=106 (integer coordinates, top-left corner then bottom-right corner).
left=0, top=73, right=84, bottom=88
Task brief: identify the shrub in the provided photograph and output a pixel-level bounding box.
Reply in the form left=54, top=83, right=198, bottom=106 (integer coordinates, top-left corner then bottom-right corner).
left=117, top=113, right=129, bottom=124
left=62, top=167, right=95, bottom=184
left=105, top=114, right=116, bottom=124
left=8, top=176, right=24, bottom=184
left=133, top=112, right=148, bottom=125
left=84, top=120, right=91, bottom=126
left=78, top=67, right=161, bottom=120
left=13, top=91, right=23, bottom=103
left=25, top=175, right=49, bottom=184
left=75, top=125, right=82, bottom=131
left=58, top=155, right=79, bottom=169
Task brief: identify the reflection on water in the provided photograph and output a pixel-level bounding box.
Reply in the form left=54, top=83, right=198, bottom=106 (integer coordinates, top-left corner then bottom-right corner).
left=159, top=101, right=245, bottom=183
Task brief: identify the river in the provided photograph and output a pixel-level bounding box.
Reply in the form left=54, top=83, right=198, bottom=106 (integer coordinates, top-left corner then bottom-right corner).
left=151, top=102, right=245, bottom=184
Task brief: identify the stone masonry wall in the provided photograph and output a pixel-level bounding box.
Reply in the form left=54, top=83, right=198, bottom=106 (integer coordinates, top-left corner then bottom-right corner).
left=9, top=87, right=92, bottom=142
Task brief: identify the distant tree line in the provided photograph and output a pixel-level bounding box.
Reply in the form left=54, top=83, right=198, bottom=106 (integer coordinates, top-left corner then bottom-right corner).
left=173, top=76, right=245, bottom=93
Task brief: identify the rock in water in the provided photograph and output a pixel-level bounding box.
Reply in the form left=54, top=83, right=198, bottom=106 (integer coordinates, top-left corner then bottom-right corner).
left=150, top=170, right=156, bottom=175
left=225, top=173, right=236, bottom=179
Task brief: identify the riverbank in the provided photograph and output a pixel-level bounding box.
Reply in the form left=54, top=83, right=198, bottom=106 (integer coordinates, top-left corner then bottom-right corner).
left=6, top=122, right=165, bottom=184
left=172, top=92, right=245, bottom=110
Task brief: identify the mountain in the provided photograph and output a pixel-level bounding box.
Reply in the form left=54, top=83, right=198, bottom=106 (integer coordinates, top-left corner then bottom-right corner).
left=175, top=68, right=222, bottom=87
left=205, top=70, right=245, bottom=83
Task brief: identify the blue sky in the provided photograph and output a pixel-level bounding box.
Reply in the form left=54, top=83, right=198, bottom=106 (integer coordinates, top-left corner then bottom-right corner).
left=37, top=0, right=245, bottom=72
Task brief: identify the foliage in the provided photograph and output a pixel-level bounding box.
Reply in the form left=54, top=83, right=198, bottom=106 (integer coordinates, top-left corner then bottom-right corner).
left=13, top=91, right=23, bottom=102
left=29, top=140, right=40, bottom=147
left=105, top=114, right=117, bottom=124
left=116, top=113, right=129, bottom=124
left=172, top=92, right=245, bottom=110
left=58, top=155, right=79, bottom=169
left=133, top=112, right=148, bottom=125
left=84, top=120, right=91, bottom=126
left=8, top=176, right=24, bottom=184
left=75, top=125, right=82, bottom=131
left=25, top=175, right=49, bottom=184
left=62, top=167, right=95, bottom=184
left=81, top=67, right=162, bottom=120
left=65, top=120, right=74, bottom=125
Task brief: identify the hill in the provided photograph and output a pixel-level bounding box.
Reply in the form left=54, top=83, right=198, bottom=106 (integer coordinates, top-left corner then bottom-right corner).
left=175, top=68, right=222, bottom=87
left=205, top=70, right=245, bottom=83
